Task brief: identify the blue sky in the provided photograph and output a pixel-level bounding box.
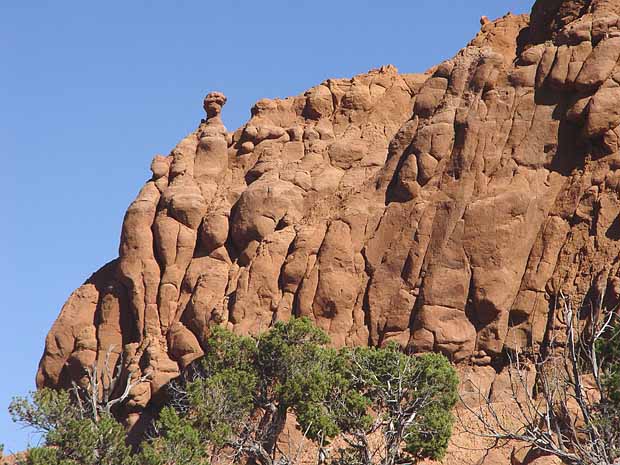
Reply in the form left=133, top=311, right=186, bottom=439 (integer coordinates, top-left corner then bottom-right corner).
left=0, top=0, right=530, bottom=452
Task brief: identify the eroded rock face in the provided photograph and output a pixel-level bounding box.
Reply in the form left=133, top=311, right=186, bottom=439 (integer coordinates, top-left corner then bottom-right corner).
left=38, top=0, right=620, bottom=431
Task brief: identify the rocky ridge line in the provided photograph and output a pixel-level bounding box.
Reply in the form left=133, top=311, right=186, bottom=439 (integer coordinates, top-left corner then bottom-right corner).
left=38, top=1, right=620, bottom=445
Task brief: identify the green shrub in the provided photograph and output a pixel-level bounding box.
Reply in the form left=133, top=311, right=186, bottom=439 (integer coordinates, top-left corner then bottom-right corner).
left=11, top=318, right=459, bottom=465
left=336, top=345, right=458, bottom=464
left=10, top=390, right=135, bottom=465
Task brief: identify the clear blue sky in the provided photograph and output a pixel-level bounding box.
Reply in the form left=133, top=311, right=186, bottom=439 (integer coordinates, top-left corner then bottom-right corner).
left=1, top=0, right=530, bottom=452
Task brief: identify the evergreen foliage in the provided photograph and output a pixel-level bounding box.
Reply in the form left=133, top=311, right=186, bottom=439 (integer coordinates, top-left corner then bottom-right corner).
left=10, top=318, right=459, bottom=465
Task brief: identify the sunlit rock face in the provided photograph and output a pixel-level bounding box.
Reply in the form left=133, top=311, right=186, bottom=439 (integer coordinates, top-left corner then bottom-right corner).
left=39, top=0, right=620, bottom=432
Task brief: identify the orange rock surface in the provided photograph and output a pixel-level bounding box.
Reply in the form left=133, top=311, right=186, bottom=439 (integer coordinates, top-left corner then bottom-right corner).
left=38, top=2, right=620, bottom=461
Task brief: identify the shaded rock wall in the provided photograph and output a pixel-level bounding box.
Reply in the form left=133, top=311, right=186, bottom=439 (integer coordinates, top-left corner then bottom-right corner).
left=39, top=0, right=620, bottom=435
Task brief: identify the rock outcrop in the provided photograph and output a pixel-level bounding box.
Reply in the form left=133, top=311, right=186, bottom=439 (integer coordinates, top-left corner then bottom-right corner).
left=38, top=0, right=620, bottom=454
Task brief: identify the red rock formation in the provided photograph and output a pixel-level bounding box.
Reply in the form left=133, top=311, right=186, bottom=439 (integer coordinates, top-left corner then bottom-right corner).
left=38, top=0, right=620, bottom=447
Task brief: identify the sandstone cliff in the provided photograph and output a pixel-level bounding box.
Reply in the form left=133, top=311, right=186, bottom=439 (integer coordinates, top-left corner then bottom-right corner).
left=38, top=0, right=620, bottom=460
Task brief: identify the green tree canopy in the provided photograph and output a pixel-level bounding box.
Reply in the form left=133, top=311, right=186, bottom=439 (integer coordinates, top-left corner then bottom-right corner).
left=11, top=318, right=459, bottom=465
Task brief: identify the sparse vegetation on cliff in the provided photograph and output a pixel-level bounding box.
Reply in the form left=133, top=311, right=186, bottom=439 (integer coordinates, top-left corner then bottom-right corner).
left=10, top=389, right=135, bottom=465
left=465, top=293, right=620, bottom=465
left=10, top=318, right=458, bottom=465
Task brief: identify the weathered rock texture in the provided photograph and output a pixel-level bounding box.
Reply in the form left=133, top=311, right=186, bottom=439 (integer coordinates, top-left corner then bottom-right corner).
left=38, top=0, right=620, bottom=457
